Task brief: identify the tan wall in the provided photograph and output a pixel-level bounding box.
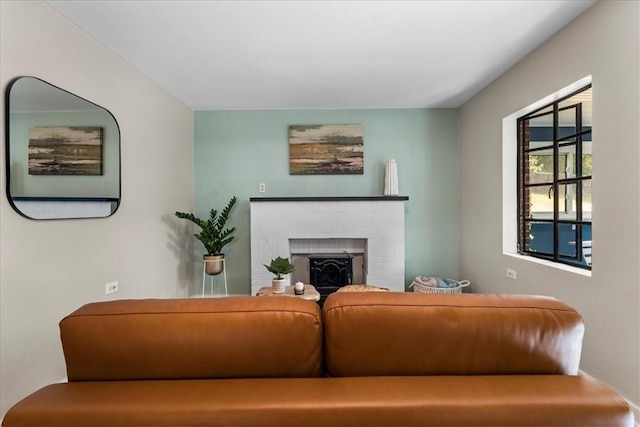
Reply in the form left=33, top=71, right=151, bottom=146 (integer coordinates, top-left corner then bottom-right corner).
left=0, top=1, right=194, bottom=417
left=459, top=0, right=639, bottom=405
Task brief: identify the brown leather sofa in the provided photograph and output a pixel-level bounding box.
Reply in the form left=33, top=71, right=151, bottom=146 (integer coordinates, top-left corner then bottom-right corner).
left=3, top=292, right=634, bottom=426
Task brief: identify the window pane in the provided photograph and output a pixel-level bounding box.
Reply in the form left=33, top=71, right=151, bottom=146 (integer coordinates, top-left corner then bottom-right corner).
left=557, top=184, right=567, bottom=215
left=581, top=225, right=592, bottom=266
left=556, top=151, right=569, bottom=179
left=558, top=88, right=592, bottom=140
left=528, top=139, right=553, bottom=150
left=557, top=143, right=590, bottom=178
left=558, top=223, right=577, bottom=258
left=526, top=112, right=553, bottom=149
left=559, top=87, right=592, bottom=128
left=582, top=179, right=592, bottom=217
left=527, top=221, right=554, bottom=255
left=528, top=111, right=553, bottom=128
left=558, top=107, right=577, bottom=138
left=582, top=149, right=592, bottom=177
left=562, top=183, right=577, bottom=221
left=581, top=88, right=592, bottom=126
left=526, top=153, right=554, bottom=184
left=525, top=185, right=554, bottom=216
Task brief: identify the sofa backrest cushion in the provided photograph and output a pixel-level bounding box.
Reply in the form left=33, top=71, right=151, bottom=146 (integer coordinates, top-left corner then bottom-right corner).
left=323, top=292, right=584, bottom=377
left=61, top=297, right=322, bottom=381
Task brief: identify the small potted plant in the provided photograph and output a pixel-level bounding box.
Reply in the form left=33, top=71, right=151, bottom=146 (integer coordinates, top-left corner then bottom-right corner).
left=175, top=196, right=237, bottom=276
left=264, top=256, right=294, bottom=294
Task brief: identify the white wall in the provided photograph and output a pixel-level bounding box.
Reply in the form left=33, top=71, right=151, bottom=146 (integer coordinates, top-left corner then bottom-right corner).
left=0, top=1, right=194, bottom=418
left=459, top=0, right=639, bottom=407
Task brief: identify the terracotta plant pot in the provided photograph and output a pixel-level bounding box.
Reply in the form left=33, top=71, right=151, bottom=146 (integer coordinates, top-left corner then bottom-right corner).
left=203, top=254, right=224, bottom=276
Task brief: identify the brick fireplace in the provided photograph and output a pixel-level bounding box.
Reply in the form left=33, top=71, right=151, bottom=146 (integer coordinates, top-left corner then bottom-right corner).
left=249, top=196, right=408, bottom=296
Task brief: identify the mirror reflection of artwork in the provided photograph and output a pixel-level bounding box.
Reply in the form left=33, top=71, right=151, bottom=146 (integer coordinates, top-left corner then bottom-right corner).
left=289, top=124, right=363, bottom=175
left=28, top=126, right=103, bottom=175
left=7, top=76, right=120, bottom=219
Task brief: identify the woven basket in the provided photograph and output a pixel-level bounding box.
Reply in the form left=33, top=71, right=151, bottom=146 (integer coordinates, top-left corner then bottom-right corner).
left=410, top=277, right=470, bottom=294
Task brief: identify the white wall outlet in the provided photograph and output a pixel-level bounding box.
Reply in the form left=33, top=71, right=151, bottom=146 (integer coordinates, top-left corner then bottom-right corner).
left=259, top=183, right=266, bottom=193
left=506, top=268, right=517, bottom=280
left=105, top=281, right=119, bottom=294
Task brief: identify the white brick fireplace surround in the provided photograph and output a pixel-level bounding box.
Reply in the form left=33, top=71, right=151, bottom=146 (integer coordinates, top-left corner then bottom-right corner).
left=250, top=196, right=408, bottom=296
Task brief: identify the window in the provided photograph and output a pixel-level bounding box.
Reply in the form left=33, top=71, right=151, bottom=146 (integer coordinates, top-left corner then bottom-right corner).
left=517, top=84, right=592, bottom=269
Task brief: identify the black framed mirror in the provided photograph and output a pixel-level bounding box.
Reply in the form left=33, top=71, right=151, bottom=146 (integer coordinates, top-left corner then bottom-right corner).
left=5, top=76, right=120, bottom=219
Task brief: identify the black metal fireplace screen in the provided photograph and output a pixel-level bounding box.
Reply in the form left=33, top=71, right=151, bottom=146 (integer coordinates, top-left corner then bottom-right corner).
left=308, top=252, right=353, bottom=305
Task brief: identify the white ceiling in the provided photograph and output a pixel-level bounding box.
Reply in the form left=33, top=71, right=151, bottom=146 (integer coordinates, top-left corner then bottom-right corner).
left=47, top=0, right=596, bottom=111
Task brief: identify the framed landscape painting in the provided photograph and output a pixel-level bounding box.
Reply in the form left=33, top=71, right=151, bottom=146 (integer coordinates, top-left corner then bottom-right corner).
left=289, top=124, right=363, bottom=175
left=28, top=126, right=103, bottom=175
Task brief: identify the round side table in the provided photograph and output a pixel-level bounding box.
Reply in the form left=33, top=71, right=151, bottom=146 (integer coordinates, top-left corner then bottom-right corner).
left=256, top=284, right=320, bottom=302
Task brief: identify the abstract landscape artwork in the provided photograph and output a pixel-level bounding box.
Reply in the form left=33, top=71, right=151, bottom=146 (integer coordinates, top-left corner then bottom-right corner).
left=289, top=124, right=363, bottom=175
left=28, top=126, right=103, bottom=175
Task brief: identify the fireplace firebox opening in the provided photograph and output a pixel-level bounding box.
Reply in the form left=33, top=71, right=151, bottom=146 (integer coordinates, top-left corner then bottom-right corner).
left=308, top=253, right=354, bottom=305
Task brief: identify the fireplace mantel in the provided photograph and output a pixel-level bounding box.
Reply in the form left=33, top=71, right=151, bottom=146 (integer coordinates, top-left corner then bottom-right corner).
left=250, top=196, right=409, bottom=202
left=250, top=197, right=408, bottom=295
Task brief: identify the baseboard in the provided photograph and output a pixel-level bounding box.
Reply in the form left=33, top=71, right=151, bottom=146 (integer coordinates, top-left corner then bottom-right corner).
left=579, top=370, right=639, bottom=425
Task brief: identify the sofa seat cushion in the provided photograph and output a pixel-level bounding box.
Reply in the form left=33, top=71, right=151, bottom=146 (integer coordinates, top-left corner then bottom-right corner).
left=4, top=376, right=633, bottom=427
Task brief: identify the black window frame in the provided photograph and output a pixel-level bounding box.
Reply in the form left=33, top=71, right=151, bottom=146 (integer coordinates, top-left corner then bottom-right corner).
left=517, top=84, right=592, bottom=270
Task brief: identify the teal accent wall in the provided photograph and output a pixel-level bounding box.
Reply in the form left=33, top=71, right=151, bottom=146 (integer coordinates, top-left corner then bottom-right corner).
left=194, top=109, right=459, bottom=295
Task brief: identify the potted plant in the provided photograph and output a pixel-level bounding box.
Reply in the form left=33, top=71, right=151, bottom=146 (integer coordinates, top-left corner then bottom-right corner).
left=264, top=256, right=294, bottom=294
left=175, top=196, right=238, bottom=276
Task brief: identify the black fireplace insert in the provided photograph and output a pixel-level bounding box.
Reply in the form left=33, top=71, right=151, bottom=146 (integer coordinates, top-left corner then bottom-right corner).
left=308, top=253, right=353, bottom=305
